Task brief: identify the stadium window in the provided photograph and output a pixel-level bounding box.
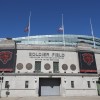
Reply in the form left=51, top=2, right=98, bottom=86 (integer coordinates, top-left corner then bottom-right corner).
left=87, top=81, right=91, bottom=88
left=25, top=81, right=29, bottom=88
left=71, top=81, right=74, bottom=88
left=5, top=81, right=9, bottom=88
left=35, top=61, right=41, bottom=72
left=53, top=62, right=59, bottom=73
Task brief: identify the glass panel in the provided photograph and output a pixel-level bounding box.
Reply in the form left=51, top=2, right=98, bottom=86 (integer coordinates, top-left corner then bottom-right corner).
left=71, top=81, right=74, bottom=88
left=35, top=61, right=41, bottom=72
left=5, top=81, right=9, bottom=88
left=87, top=81, right=91, bottom=88
left=25, top=81, right=29, bottom=88
left=53, top=62, right=59, bottom=73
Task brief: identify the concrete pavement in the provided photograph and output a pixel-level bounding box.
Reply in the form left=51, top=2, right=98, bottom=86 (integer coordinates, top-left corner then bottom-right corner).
left=0, top=96, right=100, bottom=100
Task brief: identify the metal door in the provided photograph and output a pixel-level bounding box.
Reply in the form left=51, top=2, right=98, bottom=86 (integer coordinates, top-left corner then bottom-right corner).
left=39, top=78, right=61, bottom=96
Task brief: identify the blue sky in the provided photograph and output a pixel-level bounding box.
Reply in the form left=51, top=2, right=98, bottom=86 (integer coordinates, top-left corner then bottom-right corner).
left=0, top=0, right=100, bottom=38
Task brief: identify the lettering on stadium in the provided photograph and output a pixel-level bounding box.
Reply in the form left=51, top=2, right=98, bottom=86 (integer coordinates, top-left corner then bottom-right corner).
left=29, top=52, right=65, bottom=59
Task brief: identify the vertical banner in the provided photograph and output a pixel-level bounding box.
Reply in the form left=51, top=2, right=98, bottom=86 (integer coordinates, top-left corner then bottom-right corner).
left=0, top=49, right=17, bottom=72
left=78, top=51, right=97, bottom=73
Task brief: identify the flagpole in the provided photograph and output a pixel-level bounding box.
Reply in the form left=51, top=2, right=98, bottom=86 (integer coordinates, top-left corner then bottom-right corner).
left=90, top=18, right=95, bottom=48
left=28, top=11, right=31, bottom=43
left=62, top=14, right=65, bottom=46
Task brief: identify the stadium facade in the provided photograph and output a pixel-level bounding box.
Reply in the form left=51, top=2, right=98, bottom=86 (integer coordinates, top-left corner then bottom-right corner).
left=0, top=34, right=100, bottom=97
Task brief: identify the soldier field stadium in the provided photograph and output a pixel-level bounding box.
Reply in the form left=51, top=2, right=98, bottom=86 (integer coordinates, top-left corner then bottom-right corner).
left=0, top=34, right=100, bottom=97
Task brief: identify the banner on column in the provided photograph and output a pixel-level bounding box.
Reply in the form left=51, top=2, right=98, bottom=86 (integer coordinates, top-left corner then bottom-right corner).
left=78, top=51, right=97, bottom=73
left=0, top=49, right=16, bottom=72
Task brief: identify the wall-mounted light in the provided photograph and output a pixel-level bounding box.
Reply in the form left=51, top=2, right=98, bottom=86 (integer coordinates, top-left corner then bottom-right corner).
left=64, top=71, right=66, bottom=73
left=64, top=77, right=66, bottom=83
left=93, top=81, right=95, bottom=83
left=34, top=78, right=37, bottom=83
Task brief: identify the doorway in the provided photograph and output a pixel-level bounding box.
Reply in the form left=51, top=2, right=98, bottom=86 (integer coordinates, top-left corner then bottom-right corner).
left=96, top=81, right=100, bottom=96
left=39, top=78, right=61, bottom=96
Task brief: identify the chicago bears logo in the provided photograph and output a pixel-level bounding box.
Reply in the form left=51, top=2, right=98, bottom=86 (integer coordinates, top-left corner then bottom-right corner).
left=82, top=53, right=93, bottom=65
left=0, top=51, right=12, bottom=64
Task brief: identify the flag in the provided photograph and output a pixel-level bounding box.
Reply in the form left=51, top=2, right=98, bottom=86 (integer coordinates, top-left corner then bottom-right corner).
left=58, top=27, right=64, bottom=32
left=24, top=24, right=29, bottom=32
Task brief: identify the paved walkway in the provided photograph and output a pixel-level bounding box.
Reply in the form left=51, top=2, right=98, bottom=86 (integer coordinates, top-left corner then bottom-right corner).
left=0, top=96, right=100, bottom=100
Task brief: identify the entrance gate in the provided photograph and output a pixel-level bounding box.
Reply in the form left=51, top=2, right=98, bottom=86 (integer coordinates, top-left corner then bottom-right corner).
left=39, top=78, right=61, bottom=96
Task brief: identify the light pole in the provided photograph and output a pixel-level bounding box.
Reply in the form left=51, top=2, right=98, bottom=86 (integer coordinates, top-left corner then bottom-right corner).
left=0, top=72, right=4, bottom=98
